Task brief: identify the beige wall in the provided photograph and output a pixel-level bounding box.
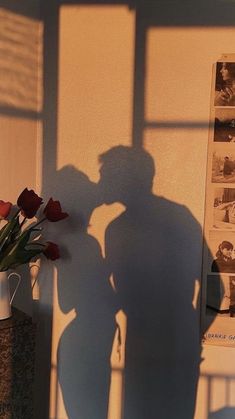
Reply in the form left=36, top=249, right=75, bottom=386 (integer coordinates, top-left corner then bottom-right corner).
left=0, top=4, right=42, bottom=314
left=4, top=2, right=235, bottom=418
left=0, top=6, right=41, bottom=200
left=50, top=6, right=135, bottom=418
left=46, top=5, right=235, bottom=419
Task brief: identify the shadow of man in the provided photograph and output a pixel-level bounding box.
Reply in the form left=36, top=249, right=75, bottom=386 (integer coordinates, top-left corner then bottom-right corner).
left=98, top=145, right=204, bottom=419
left=56, top=166, right=117, bottom=419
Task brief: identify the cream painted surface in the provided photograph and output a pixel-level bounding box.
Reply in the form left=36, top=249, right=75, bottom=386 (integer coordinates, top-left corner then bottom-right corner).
left=49, top=6, right=235, bottom=419
left=0, top=7, right=43, bottom=112
left=0, top=4, right=42, bottom=202
left=0, top=6, right=42, bottom=201
left=0, top=6, right=42, bottom=316
left=50, top=6, right=134, bottom=419
left=145, top=28, right=235, bottom=222
left=145, top=27, right=235, bottom=418
left=57, top=6, right=134, bottom=182
left=0, top=115, right=38, bottom=200
left=145, top=28, right=232, bottom=123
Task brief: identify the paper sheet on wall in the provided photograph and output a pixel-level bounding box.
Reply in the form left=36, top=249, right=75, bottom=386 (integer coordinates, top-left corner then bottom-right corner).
left=202, top=54, right=235, bottom=347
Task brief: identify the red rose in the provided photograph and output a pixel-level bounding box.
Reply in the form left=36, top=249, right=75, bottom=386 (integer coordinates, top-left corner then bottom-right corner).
left=0, top=200, right=12, bottom=219
left=43, top=241, right=60, bottom=260
left=17, top=188, right=43, bottom=219
left=43, top=198, right=68, bottom=222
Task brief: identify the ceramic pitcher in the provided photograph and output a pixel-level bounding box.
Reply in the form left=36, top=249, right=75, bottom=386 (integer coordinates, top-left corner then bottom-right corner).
left=0, top=271, right=21, bottom=320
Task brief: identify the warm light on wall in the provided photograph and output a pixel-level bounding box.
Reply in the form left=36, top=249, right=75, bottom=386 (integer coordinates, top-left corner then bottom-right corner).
left=0, top=7, right=43, bottom=112
left=47, top=6, right=235, bottom=419
left=50, top=5, right=135, bottom=419
left=0, top=7, right=42, bottom=202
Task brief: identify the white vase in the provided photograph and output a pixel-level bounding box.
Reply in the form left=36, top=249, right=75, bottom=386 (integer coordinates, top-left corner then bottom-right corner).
left=0, top=271, right=21, bottom=320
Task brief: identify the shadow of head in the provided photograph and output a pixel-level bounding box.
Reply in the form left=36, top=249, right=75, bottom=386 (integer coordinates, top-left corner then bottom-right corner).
left=98, top=145, right=155, bottom=205
left=56, top=165, right=102, bottom=230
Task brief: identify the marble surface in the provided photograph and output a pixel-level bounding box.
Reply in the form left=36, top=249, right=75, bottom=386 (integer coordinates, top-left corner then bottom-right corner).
left=0, top=307, right=36, bottom=418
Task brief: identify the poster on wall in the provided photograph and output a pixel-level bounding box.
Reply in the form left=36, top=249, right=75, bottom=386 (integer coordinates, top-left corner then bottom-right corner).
left=202, top=54, right=235, bottom=347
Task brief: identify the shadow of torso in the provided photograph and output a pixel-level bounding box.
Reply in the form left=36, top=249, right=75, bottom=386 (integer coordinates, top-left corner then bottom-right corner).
left=57, top=232, right=117, bottom=419
left=105, top=194, right=202, bottom=419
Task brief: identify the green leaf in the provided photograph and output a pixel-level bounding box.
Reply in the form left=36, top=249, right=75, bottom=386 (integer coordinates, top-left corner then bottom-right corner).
left=0, top=248, right=43, bottom=271
left=0, top=211, right=46, bottom=270
left=6, top=228, right=36, bottom=257
left=0, top=215, right=21, bottom=250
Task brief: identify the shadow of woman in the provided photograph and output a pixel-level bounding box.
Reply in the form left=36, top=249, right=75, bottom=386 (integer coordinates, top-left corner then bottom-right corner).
left=97, top=146, right=216, bottom=419
left=55, top=166, right=117, bottom=419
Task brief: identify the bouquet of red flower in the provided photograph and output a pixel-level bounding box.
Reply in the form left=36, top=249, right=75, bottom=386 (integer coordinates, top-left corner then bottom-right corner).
left=0, top=188, right=68, bottom=271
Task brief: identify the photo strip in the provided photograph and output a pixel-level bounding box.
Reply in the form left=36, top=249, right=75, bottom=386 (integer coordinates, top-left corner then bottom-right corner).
left=202, top=55, right=235, bottom=346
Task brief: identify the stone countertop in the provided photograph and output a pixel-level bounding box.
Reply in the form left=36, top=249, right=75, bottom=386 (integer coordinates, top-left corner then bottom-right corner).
left=0, top=306, right=33, bottom=330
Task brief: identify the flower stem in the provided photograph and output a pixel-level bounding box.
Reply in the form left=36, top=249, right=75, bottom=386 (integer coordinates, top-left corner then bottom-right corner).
left=20, top=217, right=27, bottom=229
left=14, top=209, right=21, bottom=218
left=28, top=242, right=46, bottom=247
left=32, top=217, right=47, bottom=229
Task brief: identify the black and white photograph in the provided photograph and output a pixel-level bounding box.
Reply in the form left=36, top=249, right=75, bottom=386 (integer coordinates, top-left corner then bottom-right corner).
left=209, top=231, right=235, bottom=273
left=214, top=62, right=235, bottom=106
left=214, top=109, right=235, bottom=142
left=206, top=275, right=235, bottom=318
left=212, top=145, right=235, bottom=183
left=213, top=187, right=235, bottom=229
